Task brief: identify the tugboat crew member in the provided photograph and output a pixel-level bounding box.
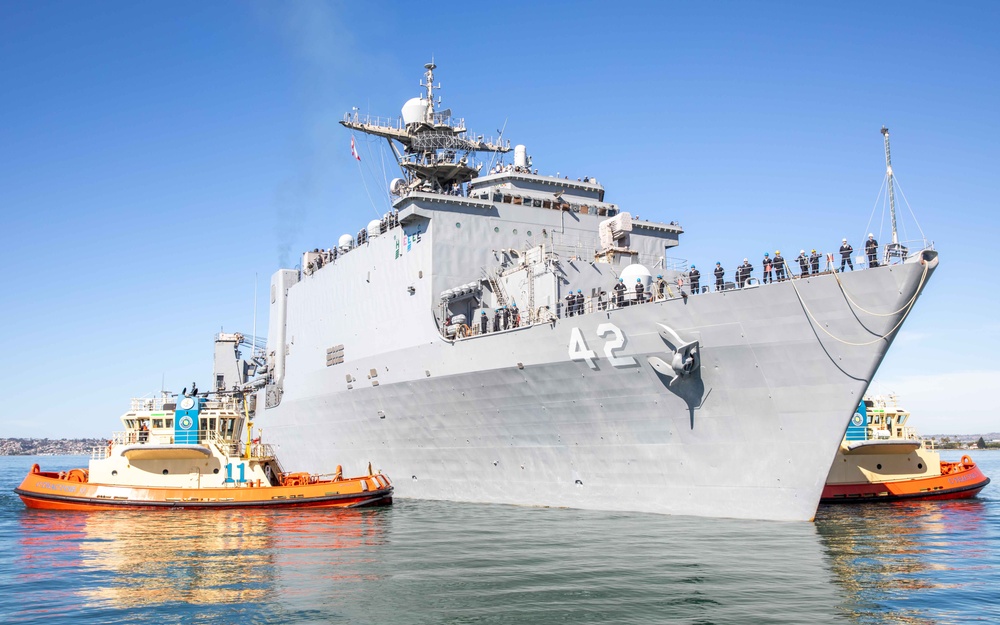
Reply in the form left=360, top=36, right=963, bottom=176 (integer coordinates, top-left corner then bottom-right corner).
left=689, top=265, right=700, bottom=294
left=714, top=262, right=725, bottom=291
left=839, top=238, right=854, bottom=272
left=865, top=234, right=879, bottom=267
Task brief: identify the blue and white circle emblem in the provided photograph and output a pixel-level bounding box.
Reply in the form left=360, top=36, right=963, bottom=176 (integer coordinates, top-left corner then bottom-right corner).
left=179, top=415, right=194, bottom=430
left=851, top=412, right=864, bottom=427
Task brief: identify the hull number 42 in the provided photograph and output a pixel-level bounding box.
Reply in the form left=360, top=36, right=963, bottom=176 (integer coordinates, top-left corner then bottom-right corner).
left=568, top=324, right=636, bottom=369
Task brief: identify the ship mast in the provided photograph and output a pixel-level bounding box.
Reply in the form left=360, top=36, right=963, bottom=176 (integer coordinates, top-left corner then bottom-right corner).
left=881, top=126, right=898, bottom=246
left=880, top=126, right=908, bottom=263
left=340, top=62, right=511, bottom=196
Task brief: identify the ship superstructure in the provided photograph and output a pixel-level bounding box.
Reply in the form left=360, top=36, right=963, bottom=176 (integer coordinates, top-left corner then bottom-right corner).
left=247, top=64, right=938, bottom=521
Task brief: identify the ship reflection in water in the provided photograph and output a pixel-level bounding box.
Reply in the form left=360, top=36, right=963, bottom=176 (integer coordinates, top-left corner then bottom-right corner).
left=815, top=497, right=994, bottom=624
left=7, top=453, right=997, bottom=625
left=13, top=507, right=391, bottom=623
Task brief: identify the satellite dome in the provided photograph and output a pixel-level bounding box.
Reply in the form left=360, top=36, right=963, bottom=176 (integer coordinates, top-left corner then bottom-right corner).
left=338, top=234, right=354, bottom=250
left=367, top=219, right=382, bottom=237
left=401, top=97, right=426, bottom=125
left=619, top=264, right=652, bottom=293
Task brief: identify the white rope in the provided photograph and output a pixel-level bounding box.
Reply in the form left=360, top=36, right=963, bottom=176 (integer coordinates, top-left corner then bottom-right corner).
left=789, top=262, right=928, bottom=346
left=891, top=173, right=928, bottom=243
left=863, top=174, right=888, bottom=244
left=831, top=261, right=927, bottom=317
left=353, top=133, right=384, bottom=220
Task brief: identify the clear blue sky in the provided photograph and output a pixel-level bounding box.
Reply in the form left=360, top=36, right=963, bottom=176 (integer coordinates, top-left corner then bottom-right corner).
left=1, top=1, right=997, bottom=436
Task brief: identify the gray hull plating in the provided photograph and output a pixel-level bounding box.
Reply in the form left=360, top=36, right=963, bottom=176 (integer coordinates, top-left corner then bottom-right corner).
left=262, top=256, right=934, bottom=521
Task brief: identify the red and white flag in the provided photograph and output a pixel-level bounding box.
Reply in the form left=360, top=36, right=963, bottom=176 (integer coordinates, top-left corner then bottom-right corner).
left=350, top=136, right=361, bottom=161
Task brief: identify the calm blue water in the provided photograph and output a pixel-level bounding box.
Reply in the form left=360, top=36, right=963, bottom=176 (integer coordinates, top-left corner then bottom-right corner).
left=1, top=452, right=997, bottom=624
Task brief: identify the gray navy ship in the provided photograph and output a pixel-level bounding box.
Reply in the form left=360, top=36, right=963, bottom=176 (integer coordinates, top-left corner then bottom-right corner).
left=230, top=63, right=936, bottom=521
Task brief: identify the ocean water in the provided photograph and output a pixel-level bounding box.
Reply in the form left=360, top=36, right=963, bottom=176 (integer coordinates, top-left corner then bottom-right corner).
left=0, top=452, right=996, bottom=625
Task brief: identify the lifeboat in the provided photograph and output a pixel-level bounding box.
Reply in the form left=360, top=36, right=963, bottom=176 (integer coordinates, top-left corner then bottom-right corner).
left=14, top=384, right=392, bottom=511
left=821, top=395, right=990, bottom=503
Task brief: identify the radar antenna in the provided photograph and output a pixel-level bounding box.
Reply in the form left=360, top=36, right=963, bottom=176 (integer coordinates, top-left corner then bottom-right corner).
left=340, top=62, right=511, bottom=197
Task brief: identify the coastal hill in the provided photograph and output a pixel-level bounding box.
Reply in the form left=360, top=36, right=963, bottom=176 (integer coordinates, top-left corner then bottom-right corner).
left=1, top=438, right=105, bottom=456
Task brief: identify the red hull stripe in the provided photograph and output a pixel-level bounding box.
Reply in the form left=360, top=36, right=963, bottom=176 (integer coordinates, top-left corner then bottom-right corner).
left=14, top=487, right=393, bottom=509
left=820, top=477, right=990, bottom=504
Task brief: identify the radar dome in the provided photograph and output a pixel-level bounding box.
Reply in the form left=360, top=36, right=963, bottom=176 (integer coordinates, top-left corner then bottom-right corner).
left=367, top=219, right=382, bottom=237
left=401, top=97, right=426, bottom=125
left=619, top=264, right=652, bottom=293
left=338, top=234, right=354, bottom=250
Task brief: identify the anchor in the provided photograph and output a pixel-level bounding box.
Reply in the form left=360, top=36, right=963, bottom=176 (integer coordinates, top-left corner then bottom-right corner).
left=648, top=323, right=700, bottom=386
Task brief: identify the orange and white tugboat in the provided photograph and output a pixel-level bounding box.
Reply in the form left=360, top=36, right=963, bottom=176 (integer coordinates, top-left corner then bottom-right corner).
left=821, top=395, right=989, bottom=503
left=15, top=334, right=393, bottom=511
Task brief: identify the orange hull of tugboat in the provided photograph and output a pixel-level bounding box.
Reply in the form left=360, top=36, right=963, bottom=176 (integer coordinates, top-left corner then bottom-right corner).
left=821, top=455, right=990, bottom=503
left=14, top=464, right=393, bottom=511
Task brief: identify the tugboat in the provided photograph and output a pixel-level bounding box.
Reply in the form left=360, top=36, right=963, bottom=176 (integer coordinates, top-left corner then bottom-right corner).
left=821, top=395, right=990, bottom=503
left=15, top=334, right=393, bottom=510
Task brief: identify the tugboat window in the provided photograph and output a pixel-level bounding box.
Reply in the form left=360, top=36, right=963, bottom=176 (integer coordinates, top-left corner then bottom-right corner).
left=213, top=468, right=219, bottom=474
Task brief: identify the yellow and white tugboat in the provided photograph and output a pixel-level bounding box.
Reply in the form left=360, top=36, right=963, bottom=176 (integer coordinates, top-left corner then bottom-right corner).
left=15, top=334, right=393, bottom=510
left=822, top=395, right=989, bottom=503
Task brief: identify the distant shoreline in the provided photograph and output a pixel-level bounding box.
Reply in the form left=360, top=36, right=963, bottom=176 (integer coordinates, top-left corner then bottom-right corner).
left=1, top=438, right=105, bottom=456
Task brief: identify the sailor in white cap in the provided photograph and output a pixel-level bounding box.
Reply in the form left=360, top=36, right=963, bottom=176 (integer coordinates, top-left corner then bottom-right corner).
left=796, top=249, right=809, bottom=276
left=865, top=233, right=879, bottom=267
left=839, top=238, right=854, bottom=272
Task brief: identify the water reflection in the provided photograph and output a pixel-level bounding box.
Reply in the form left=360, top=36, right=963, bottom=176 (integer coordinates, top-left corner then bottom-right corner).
left=13, top=506, right=391, bottom=622
left=816, top=499, right=989, bottom=624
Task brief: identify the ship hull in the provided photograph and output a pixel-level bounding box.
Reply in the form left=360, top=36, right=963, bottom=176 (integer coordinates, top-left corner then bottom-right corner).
left=821, top=455, right=990, bottom=503
left=14, top=468, right=393, bottom=511
left=265, top=254, right=937, bottom=521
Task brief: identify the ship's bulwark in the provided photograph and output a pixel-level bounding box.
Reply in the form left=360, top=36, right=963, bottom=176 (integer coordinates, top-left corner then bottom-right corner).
left=262, top=253, right=935, bottom=521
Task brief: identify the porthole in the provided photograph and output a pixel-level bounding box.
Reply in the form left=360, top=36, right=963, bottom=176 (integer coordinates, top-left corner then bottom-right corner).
left=162, top=469, right=169, bottom=475
left=917, top=463, right=923, bottom=470
left=876, top=464, right=882, bottom=470
left=111, top=470, right=118, bottom=476
left=527, top=230, right=532, bottom=236
left=513, top=229, right=518, bottom=235
left=543, top=230, right=549, bottom=238
left=213, top=468, right=220, bottom=474
left=456, top=222, right=461, bottom=228
left=494, top=226, right=500, bottom=233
